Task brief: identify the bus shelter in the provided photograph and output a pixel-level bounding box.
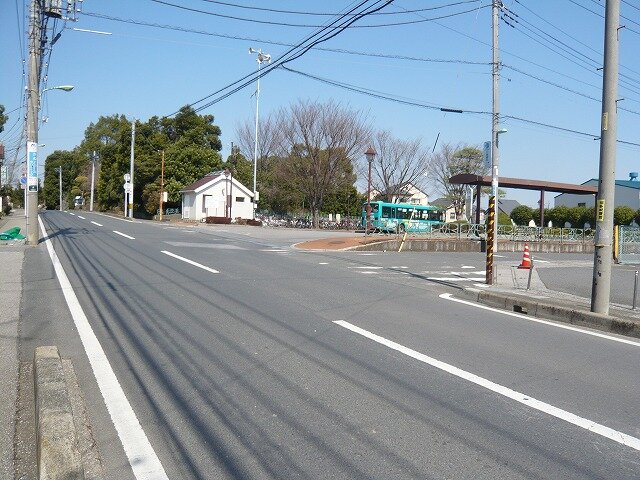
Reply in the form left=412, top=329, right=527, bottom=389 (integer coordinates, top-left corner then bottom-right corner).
left=448, top=174, right=598, bottom=226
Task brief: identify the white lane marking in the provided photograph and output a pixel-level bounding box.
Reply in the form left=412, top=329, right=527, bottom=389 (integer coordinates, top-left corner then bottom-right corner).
left=319, top=262, right=329, bottom=265
left=533, top=259, right=550, bottom=264
left=261, top=249, right=287, bottom=253
left=78, top=215, right=86, bottom=220
left=38, top=217, right=168, bottom=479
left=91, top=221, right=103, bottom=227
left=439, top=293, right=640, bottom=347
left=473, top=283, right=491, bottom=288
left=334, top=320, right=640, bottom=452
left=113, top=231, right=135, bottom=240
left=357, top=253, right=377, bottom=256
left=461, top=265, right=476, bottom=269
left=360, top=271, right=378, bottom=275
left=69, top=212, right=76, bottom=216
left=161, top=250, right=220, bottom=274
left=350, top=266, right=383, bottom=270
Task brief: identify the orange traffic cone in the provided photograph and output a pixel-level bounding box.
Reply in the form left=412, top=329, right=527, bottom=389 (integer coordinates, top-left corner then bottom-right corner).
left=518, top=243, right=531, bottom=269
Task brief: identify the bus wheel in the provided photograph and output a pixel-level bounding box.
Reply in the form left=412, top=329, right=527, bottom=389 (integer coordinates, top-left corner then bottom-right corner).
left=398, top=223, right=405, bottom=234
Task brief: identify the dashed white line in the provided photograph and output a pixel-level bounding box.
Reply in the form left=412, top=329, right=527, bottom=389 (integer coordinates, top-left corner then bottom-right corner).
left=113, top=231, right=135, bottom=240
left=439, top=293, right=640, bottom=347
left=38, top=217, right=169, bottom=479
left=69, top=212, right=75, bottom=216
left=334, top=319, right=640, bottom=452
left=461, top=265, right=476, bottom=269
left=161, top=250, right=220, bottom=274
left=91, top=221, right=103, bottom=227
left=78, top=215, right=86, bottom=220
left=319, top=262, right=329, bottom=265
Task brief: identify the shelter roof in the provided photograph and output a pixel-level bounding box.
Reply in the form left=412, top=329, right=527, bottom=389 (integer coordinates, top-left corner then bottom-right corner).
left=449, top=174, right=598, bottom=195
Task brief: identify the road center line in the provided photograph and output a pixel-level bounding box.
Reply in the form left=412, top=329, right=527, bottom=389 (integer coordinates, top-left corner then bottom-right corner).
left=38, top=216, right=168, bottom=479
left=161, top=250, right=219, bottom=274
left=78, top=215, right=86, bottom=219
left=333, top=319, right=640, bottom=452
left=69, top=212, right=75, bottom=216
left=91, top=221, right=103, bottom=227
left=113, top=230, right=135, bottom=240
left=439, top=293, right=640, bottom=347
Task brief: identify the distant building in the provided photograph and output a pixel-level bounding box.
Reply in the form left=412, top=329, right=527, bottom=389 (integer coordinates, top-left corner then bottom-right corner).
left=554, top=173, right=640, bottom=209
left=180, top=171, right=253, bottom=221
left=372, top=182, right=429, bottom=206
left=430, top=197, right=463, bottom=223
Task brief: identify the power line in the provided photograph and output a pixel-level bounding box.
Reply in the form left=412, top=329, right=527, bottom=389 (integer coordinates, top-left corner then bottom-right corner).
left=79, top=11, right=489, bottom=66
left=148, top=0, right=488, bottom=29
left=176, top=0, right=396, bottom=115
left=195, top=0, right=482, bottom=17
left=280, top=65, right=640, bottom=148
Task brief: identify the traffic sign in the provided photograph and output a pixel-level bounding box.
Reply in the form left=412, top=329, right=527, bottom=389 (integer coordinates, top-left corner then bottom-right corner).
left=123, top=183, right=131, bottom=194
left=20, top=176, right=27, bottom=185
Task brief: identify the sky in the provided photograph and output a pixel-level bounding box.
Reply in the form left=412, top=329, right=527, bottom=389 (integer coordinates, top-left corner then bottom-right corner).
left=2, top=0, right=640, bottom=208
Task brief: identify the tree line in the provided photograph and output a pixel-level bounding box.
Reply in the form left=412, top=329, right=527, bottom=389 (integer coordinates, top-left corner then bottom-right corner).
left=508, top=204, right=640, bottom=228
left=0, top=99, right=489, bottom=224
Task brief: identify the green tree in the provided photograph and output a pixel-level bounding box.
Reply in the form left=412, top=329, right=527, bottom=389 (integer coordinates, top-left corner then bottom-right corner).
left=0, top=105, right=8, bottom=133
left=613, top=205, right=634, bottom=225
left=510, top=205, right=535, bottom=226
left=227, top=145, right=252, bottom=189
left=43, top=150, right=84, bottom=209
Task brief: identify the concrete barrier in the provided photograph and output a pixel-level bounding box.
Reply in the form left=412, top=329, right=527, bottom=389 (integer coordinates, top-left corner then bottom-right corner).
left=34, top=346, right=83, bottom=479
left=459, top=288, right=640, bottom=339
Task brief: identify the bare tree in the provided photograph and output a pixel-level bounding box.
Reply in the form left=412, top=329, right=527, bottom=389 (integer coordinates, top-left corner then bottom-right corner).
left=235, top=111, right=285, bottom=167
left=363, top=130, right=430, bottom=203
left=429, top=143, right=486, bottom=220
left=276, top=99, right=370, bottom=227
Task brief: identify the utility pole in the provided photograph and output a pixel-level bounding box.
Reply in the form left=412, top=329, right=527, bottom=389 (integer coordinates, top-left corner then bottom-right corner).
left=591, top=0, right=620, bottom=315
left=486, top=0, right=501, bottom=284
left=57, top=166, right=62, bottom=211
left=90, top=150, right=96, bottom=211
left=159, top=150, right=165, bottom=222
left=129, top=120, right=135, bottom=219
left=25, top=0, right=42, bottom=244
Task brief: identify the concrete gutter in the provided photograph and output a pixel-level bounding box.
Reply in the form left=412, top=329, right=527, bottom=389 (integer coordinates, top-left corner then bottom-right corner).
left=34, top=346, right=83, bottom=479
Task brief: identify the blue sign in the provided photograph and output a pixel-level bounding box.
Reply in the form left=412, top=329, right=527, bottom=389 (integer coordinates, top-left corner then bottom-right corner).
left=20, top=176, right=27, bottom=185
left=28, top=144, right=38, bottom=178
left=483, top=141, right=491, bottom=170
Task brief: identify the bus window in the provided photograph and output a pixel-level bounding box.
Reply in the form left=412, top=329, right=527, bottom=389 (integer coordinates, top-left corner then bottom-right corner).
left=382, top=206, right=392, bottom=218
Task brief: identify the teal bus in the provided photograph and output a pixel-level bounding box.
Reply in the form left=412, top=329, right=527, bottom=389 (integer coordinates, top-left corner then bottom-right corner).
left=361, top=201, right=445, bottom=233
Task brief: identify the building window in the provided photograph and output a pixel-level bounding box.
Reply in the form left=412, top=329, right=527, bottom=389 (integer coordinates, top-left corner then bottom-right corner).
left=449, top=212, right=456, bottom=220
left=578, top=202, right=586, bottom=207
left=236, top=197, right=244, bottom=202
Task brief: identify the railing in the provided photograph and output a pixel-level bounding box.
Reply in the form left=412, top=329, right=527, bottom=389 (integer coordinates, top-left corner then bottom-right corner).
left=254, top=216, right=596, bottom=243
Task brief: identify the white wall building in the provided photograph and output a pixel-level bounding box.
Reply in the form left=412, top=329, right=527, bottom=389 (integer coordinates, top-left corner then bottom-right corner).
left=372, top=183, right=429, bottom=205
left=180, top=171, right=254, bottom=221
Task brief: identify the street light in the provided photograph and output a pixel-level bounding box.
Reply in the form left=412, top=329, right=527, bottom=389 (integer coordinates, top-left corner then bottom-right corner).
left=249, top=47, right=271, bottom=219
left=25, top=83, right=74, bottom=244
left=365, top=146, right=377, bottom=236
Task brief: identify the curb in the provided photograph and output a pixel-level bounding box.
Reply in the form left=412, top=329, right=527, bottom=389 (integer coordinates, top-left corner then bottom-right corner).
left=34, top=346, right=83, bottom=479
left=458, top=288, right=640, bottom=339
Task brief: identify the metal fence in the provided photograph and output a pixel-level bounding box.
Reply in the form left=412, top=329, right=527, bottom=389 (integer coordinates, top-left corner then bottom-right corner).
left=619, top=226, right=640, bottom=264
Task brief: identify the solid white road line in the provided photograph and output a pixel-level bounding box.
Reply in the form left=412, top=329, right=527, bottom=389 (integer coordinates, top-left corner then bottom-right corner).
left=38, top=217, right=168, bottom=479
left=161, top=250, right=220, bottom=274
left=91, top=221, right=103, bottom=227
left=78, top=215, right=86, bottom=220
left=69, top=212, right=75, bottom=216
left=334, top=320, right=640, bottom=452
left=427, top=277, right=486, bottom=282
left=113, top=231, right=135, bottom=240
left=439, top=293, right=640, bottom=347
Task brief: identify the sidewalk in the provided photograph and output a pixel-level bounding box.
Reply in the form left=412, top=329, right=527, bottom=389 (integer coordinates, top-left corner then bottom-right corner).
left=0, top=209, right=27, bottom=479
left=296, top=235, right=640, bottom=339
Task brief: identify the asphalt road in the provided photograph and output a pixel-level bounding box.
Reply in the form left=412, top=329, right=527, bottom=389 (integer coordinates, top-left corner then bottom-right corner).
left=28, top=210, right=640, bottom=479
